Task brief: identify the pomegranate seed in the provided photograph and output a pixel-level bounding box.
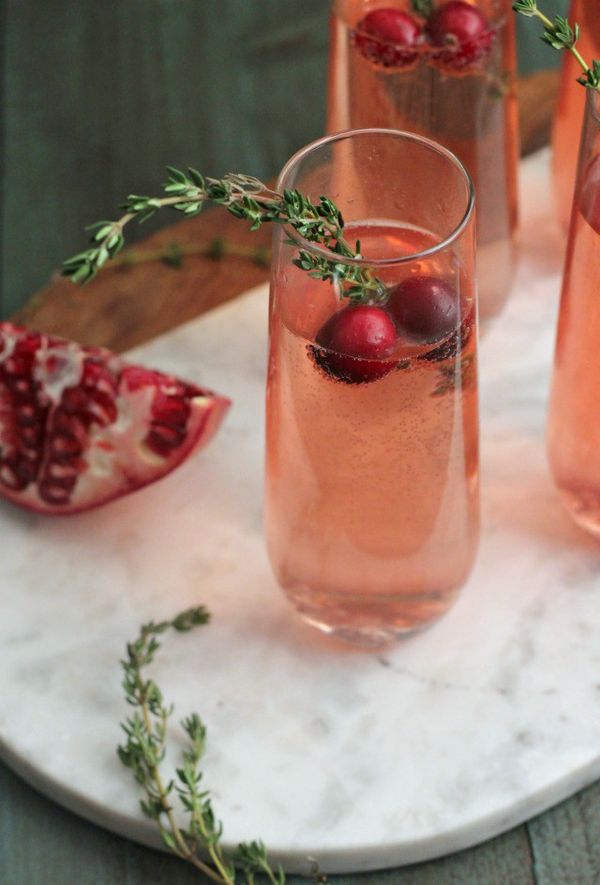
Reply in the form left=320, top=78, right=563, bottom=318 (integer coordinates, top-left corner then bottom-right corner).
left=146, top=424, right=186, bottom=456
left=39, top=480, right=74, bottom=505
left=312, top=304, right=398, bottom=383
left=354, top=8, right=423, bottom=69
left=426, top=1, right=494, bottom=71
left=61, top=386, right=89, bottom=414
left=49, top=435, right=82, bottom=457
left=19, top=425, right=43, bottom=448
left=0, top=462, right=25, bottom=491
left=15, top=403, right=38, bottom=426
left=87, top=390, right=119, bottom=425
left=387, top=275, right=459, bottom=342
left=152, top=392, right=191, bottom=426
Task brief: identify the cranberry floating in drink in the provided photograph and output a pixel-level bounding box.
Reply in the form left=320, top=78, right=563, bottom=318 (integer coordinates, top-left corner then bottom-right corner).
left=313, top=304, right=398, bottom=382
left=426, top=0, right=494, bottom=71
left=327, top=0, right=519, bottom=321
left=387, top=275, right=459, bottom=342
left=354, top=7, right=423, bottom=68
left=265, top=129, right=479, bottom=645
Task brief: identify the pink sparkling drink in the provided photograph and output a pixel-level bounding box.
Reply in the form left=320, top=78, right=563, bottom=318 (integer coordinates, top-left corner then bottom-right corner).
left=327, top=0, right=519, bottom=322
left=548, top=91, right=600, bottom=535
left=265, top=129, right=480, bottom=646
left=552, top=0, right=600, bottom=229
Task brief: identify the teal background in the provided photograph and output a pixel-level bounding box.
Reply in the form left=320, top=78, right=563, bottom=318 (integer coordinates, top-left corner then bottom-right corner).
left=1, top=0, right=568, bottom=317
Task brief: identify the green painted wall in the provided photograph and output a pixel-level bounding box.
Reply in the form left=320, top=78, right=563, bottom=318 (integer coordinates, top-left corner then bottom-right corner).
left=1, top=0, right=568, bottom=317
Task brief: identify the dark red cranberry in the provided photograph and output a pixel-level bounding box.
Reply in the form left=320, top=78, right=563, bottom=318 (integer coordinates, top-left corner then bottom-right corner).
left=580, top=154, right=600, bottom=235
left=426, top=1, right=494, bottom=71
left=311, top=305, right=398, bottom=383
left=387, top=275, right=459, bottom=343
left=354, top=8, right=423, bottom=69
left=418, top=312, right=473, bottom=363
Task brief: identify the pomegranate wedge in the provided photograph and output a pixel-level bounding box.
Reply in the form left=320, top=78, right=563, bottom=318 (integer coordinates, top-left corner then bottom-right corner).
left=0, top=323, right=230, bottom=515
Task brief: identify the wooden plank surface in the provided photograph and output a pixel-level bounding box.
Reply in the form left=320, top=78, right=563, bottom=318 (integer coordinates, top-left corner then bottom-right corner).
left=0, top=758, right=537, bottom=884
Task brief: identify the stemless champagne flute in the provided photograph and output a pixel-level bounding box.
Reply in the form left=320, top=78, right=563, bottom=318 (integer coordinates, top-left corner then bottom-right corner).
left=548, top=90, right=600, bottom=535
left=265, top=129, right=479, bottom=646
left=552, top=0, right=600, bottom=229
left=327, top=0, right=519, bottom=322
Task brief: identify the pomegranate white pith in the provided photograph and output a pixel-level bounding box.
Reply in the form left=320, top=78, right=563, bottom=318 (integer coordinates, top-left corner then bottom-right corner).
left=0, top=324, right=230, bottom=515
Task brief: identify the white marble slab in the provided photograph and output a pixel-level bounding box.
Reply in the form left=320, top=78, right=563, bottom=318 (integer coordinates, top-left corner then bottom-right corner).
left=1, top=151, right=599, bottom=875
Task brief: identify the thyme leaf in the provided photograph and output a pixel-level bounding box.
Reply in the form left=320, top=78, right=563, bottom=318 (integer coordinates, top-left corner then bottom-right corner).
left=118, top=606, right=288, bottom=883
left=513, top=1, right=600, bottom=91
left=63, top=169, right=386, bottom=305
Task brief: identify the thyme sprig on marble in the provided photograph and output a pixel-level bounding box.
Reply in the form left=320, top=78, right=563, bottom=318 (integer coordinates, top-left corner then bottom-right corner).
left=63, top=168, right=387, bottom=305
left=118, top=606, right=285, bottom=884
left=513, top=1, right=600, bottom=91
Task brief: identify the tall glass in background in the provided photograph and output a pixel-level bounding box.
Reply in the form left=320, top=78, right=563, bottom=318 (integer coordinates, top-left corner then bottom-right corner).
left=327, top=0, right=519, bottom=322
left=552, top=0, right=600, bottom=229
left=548, top=91, right=600, bottom=536
left=265, top=129, right=479, bottom=646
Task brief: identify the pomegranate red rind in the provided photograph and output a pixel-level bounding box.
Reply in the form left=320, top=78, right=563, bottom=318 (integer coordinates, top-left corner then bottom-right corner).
left=0, top=323, right=230, bottom=515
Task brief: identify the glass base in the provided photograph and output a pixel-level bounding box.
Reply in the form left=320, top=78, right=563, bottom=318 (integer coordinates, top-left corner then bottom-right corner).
left=285, top=584, right=459, bottom=649
left=560, top=488, right=600, bottom=540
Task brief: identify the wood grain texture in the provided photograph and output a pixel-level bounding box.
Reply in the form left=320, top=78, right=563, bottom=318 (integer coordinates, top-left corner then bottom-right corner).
left=2, top=0, right=328, bottom=316
left=2, top=0, right=557, bottom=318
left=528, top=781, right=600, bottom=885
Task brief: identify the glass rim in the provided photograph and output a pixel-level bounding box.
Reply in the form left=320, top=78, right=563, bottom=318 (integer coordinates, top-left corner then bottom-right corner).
left=276, top=127, right=476, bottom=267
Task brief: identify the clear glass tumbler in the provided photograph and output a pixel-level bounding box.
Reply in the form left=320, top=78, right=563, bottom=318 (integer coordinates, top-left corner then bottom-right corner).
left=552, top=0, right=600, bottom=229
left=327, top=0, right=519, bottom=322
left=265, top=129, right=479, bottom=646
left=548, top=90, right=600, bottom=536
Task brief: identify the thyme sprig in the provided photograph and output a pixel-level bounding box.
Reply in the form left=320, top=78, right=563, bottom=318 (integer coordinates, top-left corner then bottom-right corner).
left=410, top=0, right=434, bottom=18
left=63, top=168, right=386, bottom=305
left=118, top=606, right=285, bottom=884
left=513, top=1, right=600, bottom=91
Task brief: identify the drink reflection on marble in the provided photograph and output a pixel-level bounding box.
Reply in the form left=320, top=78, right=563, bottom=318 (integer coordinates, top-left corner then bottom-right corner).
left=552, top=0, right=600, bottom=230
left=265, top=129, right=479, bottom=646
left=548, top=91, right=600, bottom=536
left=327, top=0, right=519, bottom=322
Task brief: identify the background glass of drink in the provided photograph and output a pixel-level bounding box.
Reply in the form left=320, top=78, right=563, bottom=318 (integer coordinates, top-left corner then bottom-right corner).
left=327, top=0, right=519, bottom=322
left=552, top=0, right=600, bottom=229
left=548, top=90, right=600, bottom=535
left=265, top=129, right=479, bottom=646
